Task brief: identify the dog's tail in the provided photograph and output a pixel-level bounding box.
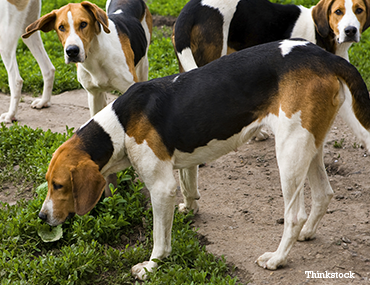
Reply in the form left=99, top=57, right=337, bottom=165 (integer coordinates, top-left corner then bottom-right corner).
left=334, top=58, right=370, bottom=133
left=171, top=13, right=198, bottom=73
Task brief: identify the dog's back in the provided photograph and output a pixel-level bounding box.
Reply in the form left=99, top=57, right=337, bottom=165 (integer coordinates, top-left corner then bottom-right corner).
left=107, top=0, right=151, bottom=66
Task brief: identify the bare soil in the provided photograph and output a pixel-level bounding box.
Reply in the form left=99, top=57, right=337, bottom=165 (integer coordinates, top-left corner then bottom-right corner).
left=1, top=91, right=369, bottom=284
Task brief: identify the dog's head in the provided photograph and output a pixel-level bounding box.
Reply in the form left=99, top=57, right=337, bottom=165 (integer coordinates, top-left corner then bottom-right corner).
left=39, top=135, right=106, bottom=226
left=22, top=1, right=110, bottom=64
left=313, top=0, right=370, bottom=43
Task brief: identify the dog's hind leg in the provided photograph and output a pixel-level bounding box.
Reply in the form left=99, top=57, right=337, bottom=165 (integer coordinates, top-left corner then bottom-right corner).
left=256, top=120, right=317, bottom=270
left=298, top=145, right=333, bottom=241
left=22, top=31, right=55, bottom=109
left=178, top=165, right=200, bottom=214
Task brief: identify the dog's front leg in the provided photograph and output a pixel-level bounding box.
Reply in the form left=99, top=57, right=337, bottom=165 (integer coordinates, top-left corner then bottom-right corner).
left=131, top=174, right=177, bottom=280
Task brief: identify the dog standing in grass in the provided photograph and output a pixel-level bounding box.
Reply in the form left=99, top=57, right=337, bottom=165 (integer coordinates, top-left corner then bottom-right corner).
left=0, top=0, right=55, bottom=124
left=37, top=40, right=370, bottom=279
left=23, top=0, right=152, bottom=196
left=23, top=0, right=152, bottom=117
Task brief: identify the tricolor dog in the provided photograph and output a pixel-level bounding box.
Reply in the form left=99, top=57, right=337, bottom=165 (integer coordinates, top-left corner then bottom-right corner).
left=23, top=0, right=152, bottom=117
left=38, top=39, right=370, bottom=279
left=172, top=0, right=370, bottom=146
left=0, top=0, right=55, bottom=123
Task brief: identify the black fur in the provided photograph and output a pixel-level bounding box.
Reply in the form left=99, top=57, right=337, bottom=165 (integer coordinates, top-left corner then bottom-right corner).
left=107, top=0, right=147, bottom=65
left=76, top=119, right=114, bottom=170
left=174, top=0, right=338, bottom=66
left=113, top=40, right=364, bottom=156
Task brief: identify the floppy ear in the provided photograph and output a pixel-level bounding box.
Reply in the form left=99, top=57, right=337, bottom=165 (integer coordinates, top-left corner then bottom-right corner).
left=22, top=11, right=57, bottom=39
left=362, top=0, right=370, bottom=31
left=81, top=1, right=110, bottom=34
left=71, top=159, right=106, bottom=216
left=312, top=0, right=333, bottom=38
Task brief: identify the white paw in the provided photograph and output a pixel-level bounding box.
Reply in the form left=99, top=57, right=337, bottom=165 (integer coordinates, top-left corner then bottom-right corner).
left=297, top=227, right=316, bottom=241
left=256, top=251, right=286, bottom=270
left=0, top=112, right=15, bottom=124
left=179, top=200, right=199, bottom=214
left=31, top=98, right=51, bottom=109
left=254, top=129, right=269, bottom=141
left=131, top=260, right=157, bottom=280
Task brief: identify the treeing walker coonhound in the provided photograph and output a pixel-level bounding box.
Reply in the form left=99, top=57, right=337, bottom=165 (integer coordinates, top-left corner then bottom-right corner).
left=172, top=0, right=370, bottom=145
left=38, top=39, right=370, bottom=279
left=22, top=0, right=152, bottom=117
left=0, top=0, right=55, bottom=124
left=23, top=0, right=152, bottom=196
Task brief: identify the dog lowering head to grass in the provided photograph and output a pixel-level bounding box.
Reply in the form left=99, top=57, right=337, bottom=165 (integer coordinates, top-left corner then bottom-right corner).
left=38, top=39, right=370, bottom=280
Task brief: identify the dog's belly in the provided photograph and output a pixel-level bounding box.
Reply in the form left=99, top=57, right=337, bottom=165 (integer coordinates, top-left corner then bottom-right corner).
left=172, top=120, right=262, bottom=169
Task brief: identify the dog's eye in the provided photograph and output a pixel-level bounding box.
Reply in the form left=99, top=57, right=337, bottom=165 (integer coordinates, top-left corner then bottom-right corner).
left=355, top=8, right=363, bottom=14
left=53, top=182, right=63, bottom=190
left=59, top=25, right=65, bottom=32
left=80, top=22, right=87, bottom=29
left=334, top=9, right=343, bottom=16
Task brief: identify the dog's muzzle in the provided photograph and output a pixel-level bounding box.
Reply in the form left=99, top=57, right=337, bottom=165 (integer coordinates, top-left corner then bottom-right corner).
left=38, top=211, right=76, bottom=224
left=66, top=45, right=81, bottom=63
left=343, top=26, right=359, bottom=42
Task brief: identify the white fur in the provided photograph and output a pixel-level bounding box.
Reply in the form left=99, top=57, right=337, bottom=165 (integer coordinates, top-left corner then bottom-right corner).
left=279, top=39, right=309, bottom=57
left=65, top=11, right=86, bottom=64
left=338, top=0, right=361, bottom=43
left=40, top=198, right=56, bottom=225
left=65, top=5, right=150, bottom=117
left=0, top=0, right=55, bottom=123
left=290, top=7, right=316, bottom=42
left=177, top=48, right=198, bottom=71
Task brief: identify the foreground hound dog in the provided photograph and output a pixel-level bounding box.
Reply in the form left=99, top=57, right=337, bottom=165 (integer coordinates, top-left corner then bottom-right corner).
left=0, top=0, right=55, bottom=123
left=172, top=0, right=370, bottom=146
left=23, top=0, right=152, bottom=117
left=38, top=39, right=370, bottom=279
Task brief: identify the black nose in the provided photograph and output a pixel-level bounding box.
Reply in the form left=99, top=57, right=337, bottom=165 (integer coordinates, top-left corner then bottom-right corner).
left=39, top=212, right=47, bottom=221
left=66, top=45, right=80, bottom=58
left=344, top=26, right=357, bottom=37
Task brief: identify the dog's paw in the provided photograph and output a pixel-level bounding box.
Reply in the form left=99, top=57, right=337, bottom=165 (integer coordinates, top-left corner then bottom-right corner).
left=131, top=260, right=157, bottom=280
left=179, top=200, right=199, bottom=214
left=254, top=129, right=269, bottom=141
left=31, top=98, right=51, bottom=109
left=297, top=227, right=316, bottom=241
left=256, top=251, right=286, bottom=270
left=0, top=112, right=16, bottom=124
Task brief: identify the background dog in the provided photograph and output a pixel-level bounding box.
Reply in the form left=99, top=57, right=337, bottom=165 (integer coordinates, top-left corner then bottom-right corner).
left=0, top=0, right=55, bottom=124
left=172, top=0, right=370, bottom=146
left=37, top=39, right=370, bottom=279
left=23, top=0, right=152, bottom=117
left=23, top=0, right=152, bottom=196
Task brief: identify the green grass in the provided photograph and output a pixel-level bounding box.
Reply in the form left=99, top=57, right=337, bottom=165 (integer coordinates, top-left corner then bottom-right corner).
left=1, top=0, right=370, bottom=283
left=0, top=125, right=240, bottom=284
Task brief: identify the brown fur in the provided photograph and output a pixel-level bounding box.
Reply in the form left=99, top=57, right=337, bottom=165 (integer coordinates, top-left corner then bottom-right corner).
left=45, top=135, right=106, bottom=219
left=258, top=69, right=341, bottom=147
left=22, top=1, right=110, bottom=59
left=126, top=113, right=171, bottom=161
left=118, top=34, right=139, bottom=82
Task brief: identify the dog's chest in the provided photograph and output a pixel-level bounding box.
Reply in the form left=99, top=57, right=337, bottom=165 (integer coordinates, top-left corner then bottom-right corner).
left=77, top=59, right=134, bottom=93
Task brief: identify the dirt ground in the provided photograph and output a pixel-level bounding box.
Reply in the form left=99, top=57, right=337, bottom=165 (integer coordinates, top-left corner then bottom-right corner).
left=1, top=91, right=370, bottom=284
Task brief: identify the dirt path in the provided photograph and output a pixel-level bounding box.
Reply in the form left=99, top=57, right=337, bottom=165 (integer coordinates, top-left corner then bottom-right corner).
left=1, top=91, right=369, bottom=284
